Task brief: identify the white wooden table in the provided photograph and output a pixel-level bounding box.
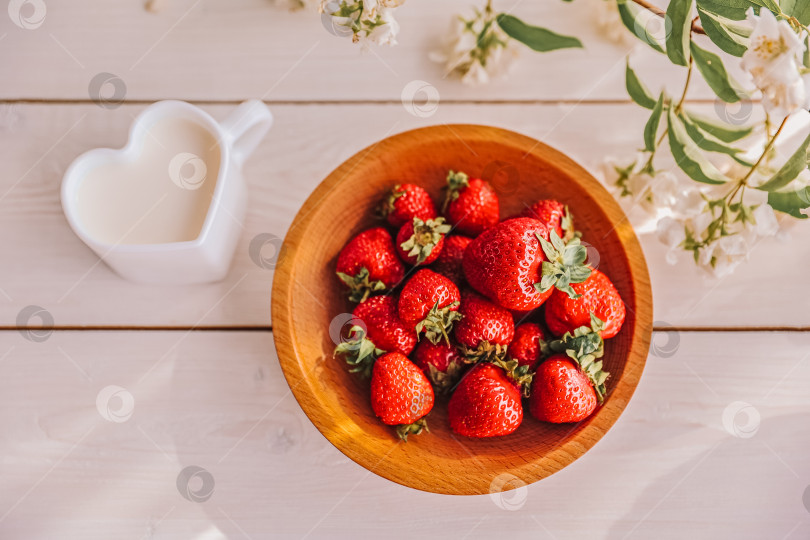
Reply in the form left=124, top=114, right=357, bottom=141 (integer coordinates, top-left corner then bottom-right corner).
left=1, top=1, right=809, bottom=538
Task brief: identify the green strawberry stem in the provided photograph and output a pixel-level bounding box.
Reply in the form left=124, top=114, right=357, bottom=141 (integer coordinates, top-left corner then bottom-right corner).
left=534, top=229, right=592, bottom=300
left=442, top=170, right=469, bottom=212
left=540, top=313, right=609, bottom=403
left=395, top=417, right=429, bottom=442
left=333, top=325, right=385, bottom=378
left=416, top=300, right=462, bottom=345
left=459, top=341, right=508, bottom=364
left=426, top=361, right=464, bottom=394
left=400, top=217, right=452, bottom=264
left=337, top=267, right=387, bottom=303
left=561, top=205, right=577, bottom=242
left=376, top=184, right=404, bottom=220
left=492, top=357, right=534, bottom=397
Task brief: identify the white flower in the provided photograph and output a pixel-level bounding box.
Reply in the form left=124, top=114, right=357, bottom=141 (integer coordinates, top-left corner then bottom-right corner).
left=629, top=169, right=681, bottom=214
left=751, top=203, right=779, bottom=237
left=592, top=0, right=637, bottom=47
left=363, top=7, right=399, bottom=46
left=656, top=216, right=686, bottom=264
left=430, top=8, right=518, bottom=86
left=697, top=235, right=750, bottom=278
left=741, top=7, right=808, bottom=117
left=319, top=0, right=403, bottom=46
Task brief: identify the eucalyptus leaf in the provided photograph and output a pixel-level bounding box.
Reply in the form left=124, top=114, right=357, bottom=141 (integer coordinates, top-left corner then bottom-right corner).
left=617, top=0, right=665, bottom=53
left=781, top=0, right=810, bottom=26
left=667, top=108, right=730, bottom=184
left=680, top=112, right=744, bottom=157
left=684, top=110, right=753, bottom=142
left=644, top=93, right=666, bottom=151
left=768, top=188, right=810, bottom=218
left=690, top=42, right=742, bottom=102
left=496, top=14, right=583, bottom=52
left=666, top=0, right=694, bottom=66
left=626, top=60, right=658, bottom=109
left=756, top=131, right=810, bottom=191
left=697, top=7, right=751, bottom=56
left=695, top=0, right=779, bottom=21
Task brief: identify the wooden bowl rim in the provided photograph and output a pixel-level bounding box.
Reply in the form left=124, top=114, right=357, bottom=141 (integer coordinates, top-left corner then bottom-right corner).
left=271, top=124, right=653, bottom=495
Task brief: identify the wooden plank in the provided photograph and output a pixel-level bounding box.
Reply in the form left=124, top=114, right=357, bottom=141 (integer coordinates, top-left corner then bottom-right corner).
left=0, top=330, right=807, bottom=538
left=1, top=103, right=805, bottom=329
left=0, top=0, right=738, bottom=102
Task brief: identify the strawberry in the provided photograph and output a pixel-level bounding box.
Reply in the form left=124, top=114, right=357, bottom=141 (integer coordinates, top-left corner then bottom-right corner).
left=370, top=352, right=434, bottom=440
left=398, top=269, right=462, bottom=344
left=336, top=227, right=406, bottom=303
left=412, top=339, right=465, bottom=392
left=442, top=170, right=499, bottom=237
left=519, top=199, right=570, bottom=239
left=447, top=362, right=524, bottom=438
left=453, top=290, right=514, bottom=361
left=464, top=218, right=593, bottom=311
left=334, top=295, right=417, bottom=375
left=529, top=315, right=609, bottom=423
left=544, top=268, right=626, bottom=339
left=378, top=183, right=437, bottom=228
left=507, top=323, right=545, bottom=369
left=431, top=235, right=472, bottom=284
left=396, top=217, right=451, bottom=266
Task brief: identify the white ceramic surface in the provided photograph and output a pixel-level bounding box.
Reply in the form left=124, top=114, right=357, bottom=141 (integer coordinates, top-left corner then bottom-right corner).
left=61, top=99, right=273, bottom=284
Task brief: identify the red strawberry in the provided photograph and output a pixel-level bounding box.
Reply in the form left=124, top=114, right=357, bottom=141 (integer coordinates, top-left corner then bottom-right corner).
left=530, top=315, right=609, bottom=423
left=464, top=218, right=593, bottom=311
left=529, top=355, right=597, bottom=423
left=396, top=217, right=451, bottom=266
left=442, top=170, right=499, bottom=237
left=412, top=339, right=465, bottom=392
left=336, top=227, right=406, bottom=302
left=378, top=183, right=437, bottom=228
left=453, top=290, right=514, bottom=360
left=431, top=235, right=472, bottom=284
left=545, top=268, right=626, bottom=339
left=334, top=295, right=417, bottom=376
left=519, top=199, right=568, bottom=238
left=398, top=269, right=462, bottom=344
left=448, top=363, right=523, bottom=437
left=507, top=323, right=545, bottom=369
left=370, top=352, right=434, bottom=440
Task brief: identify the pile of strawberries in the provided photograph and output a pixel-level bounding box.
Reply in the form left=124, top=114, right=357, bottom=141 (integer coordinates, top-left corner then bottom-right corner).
left=333, top=170, right=626, bottom=440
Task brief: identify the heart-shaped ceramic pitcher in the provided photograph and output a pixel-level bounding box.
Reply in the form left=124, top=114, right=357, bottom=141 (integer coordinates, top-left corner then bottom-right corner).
left=61, top=100, right=272, bottom=284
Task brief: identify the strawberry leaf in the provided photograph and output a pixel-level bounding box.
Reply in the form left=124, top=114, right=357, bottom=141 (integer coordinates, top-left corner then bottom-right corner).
left=400, top=217, right=452, bottom=264
left=395, top=417, right=429, bottom=442
left=337, top=267, right=387, bottom=303
left=442, top=170, right=470, bottom=212
left=416, top=300, right=462, bottom=345
left=333, top=325, right=384, bottom=378
left=535, top=230, right=592, bottom=299
left=541, top=314, right=609, bottom=402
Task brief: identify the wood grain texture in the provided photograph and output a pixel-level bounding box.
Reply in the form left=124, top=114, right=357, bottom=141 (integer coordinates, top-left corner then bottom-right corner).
left=271, top=124, right=653, bottom=494
left=0, top=330, right=807, bottom=539
left=0, top=0, right=740, bottom=102
left=2, top=103, right=808, bottom=329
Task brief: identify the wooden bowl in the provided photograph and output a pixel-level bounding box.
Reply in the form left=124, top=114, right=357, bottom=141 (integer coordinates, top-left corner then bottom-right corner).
left=272, top=125, right=652, bottom=495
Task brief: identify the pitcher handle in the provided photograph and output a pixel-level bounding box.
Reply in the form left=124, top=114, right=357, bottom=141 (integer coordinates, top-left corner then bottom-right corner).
left=220, top=99, right=273, bottom=168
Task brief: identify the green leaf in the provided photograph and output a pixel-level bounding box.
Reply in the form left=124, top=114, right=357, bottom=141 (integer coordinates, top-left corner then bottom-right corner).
left=804, top=35, right=810, bottom=70
left=684, top=110, right=753, bottom=142
left=756, top=131, right=810, bottom=191
left=690, top=42, right=742, bottom=103
left=666, top=0, right=694, bottom=66
left=679, top=112, right=744, bottom=157
left=781, top=0, right=810, bottom=26
left=697, top=7, right=751, bottom=56
left=667, top=108, right=730, bottom=185
left=626, top=59, right=658, bottom=109
left=695, top=0, right=779, bottom=21
left=644, top=93, right=666, bottom=151
left=617, top=0, right=665, bottom=53
left=768, top=188, right=810, bottom=218
left=496, top=14, right=583, bottom=52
